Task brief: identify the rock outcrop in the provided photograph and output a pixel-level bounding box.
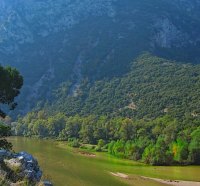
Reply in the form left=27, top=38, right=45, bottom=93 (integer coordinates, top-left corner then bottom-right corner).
left=0, top=150, right=52, bottom=186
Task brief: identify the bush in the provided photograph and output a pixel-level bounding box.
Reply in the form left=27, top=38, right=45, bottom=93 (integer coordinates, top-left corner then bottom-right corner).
left=68, top=138, right=80, bottom=148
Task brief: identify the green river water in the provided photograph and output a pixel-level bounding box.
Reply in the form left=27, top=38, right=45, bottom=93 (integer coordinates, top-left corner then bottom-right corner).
left=8, top=137, right=200, bottom=186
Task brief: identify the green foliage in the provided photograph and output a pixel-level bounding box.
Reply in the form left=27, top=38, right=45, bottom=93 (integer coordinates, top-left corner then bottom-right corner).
left=95, top=139, right=105, bottom=152
left=0, top=122, right=12, bottom=150
left=143, top=136, right=173, bottom=165
left=172, top=138, right=189, bottom=163
left=0, top=124, right=11, bottom=138
left=189, top=128, right=200, bottom=164
left=0, top=65, right=23, bottom=150
left=12, top=54, right=200, bottom=165
left=49, top=54, right=200, bottom=120
left=97, top=139, right=105, bottom=148
left=109, top=140, right=126, bottom=158
left=0, top=65, right=23, bottom=118
left=68, top=138, right=80, bottom=148
left=13, top=110, right=200, bottom=165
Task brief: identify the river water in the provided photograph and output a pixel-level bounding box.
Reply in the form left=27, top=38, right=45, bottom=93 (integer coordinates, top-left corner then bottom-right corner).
left=8, top=137, right=200, bottom=186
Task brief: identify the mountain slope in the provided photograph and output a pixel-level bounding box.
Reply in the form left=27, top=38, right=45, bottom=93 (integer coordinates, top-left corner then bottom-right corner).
left=49, top=54, right=200, bottom=119
left=1, top=0, right=200, bottom=116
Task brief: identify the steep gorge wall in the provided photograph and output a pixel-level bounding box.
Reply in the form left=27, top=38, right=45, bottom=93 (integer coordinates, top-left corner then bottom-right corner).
left=0, top=0, right=200, bottom=116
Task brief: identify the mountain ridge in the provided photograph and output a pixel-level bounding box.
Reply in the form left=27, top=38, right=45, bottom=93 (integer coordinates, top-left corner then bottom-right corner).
left=1, top=0, right=200, bottom=116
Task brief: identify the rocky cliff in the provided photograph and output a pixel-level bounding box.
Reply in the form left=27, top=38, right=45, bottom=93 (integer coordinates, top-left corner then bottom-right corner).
left=0, top=0, right=200, bottom=116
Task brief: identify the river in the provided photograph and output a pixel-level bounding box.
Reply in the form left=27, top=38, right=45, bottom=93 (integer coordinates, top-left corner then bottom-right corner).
left=8, top=137, right=200, bottom=186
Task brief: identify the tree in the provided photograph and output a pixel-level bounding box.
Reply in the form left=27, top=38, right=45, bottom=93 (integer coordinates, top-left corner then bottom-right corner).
left=47, top=113, right=66, bottom=137
left=125, top=141, right=141, bottom=160
left=172, top=138, right=189, bottom=163
left=95, top=139, right=105, bottom=151
left=0, top=65, right=23, bottom=118
left=142, top=136, right=173, bottom=165
left=0, top=65, right=23, bottom=150
left=119, top=118, right=134, bottom=141
left=109, top=140, right=126, bottom=158
left=189, top=128, right=200, bottom=164
left=0, top=123, right=12, bottom=150
left=64, top=116, right=81, bottom=139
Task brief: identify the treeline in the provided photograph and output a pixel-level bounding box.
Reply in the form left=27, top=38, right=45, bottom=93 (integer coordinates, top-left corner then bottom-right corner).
left=12, top=111, right=200, bottom=165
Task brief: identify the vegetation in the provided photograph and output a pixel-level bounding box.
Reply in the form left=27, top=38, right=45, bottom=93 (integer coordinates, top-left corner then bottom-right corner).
left=5, top=0, right=200, bottom=118
left=0, top=65, right=23, bottom=150
left=12, top=54, right=200, bottom=165
left=0, top=65, right=23, bottom=118
left=48, top=54, right=200, bottom=119
left=0, top=123, right=12, bottom=150
left=13, top=112, right=200, bottom=165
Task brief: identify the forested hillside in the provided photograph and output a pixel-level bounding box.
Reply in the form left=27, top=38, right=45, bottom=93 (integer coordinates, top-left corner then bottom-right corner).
left=1, top=0, right=200, bottom=166
left=13, top=54, right=200, bottom=165
left=47, top=54, right=200, bottom=119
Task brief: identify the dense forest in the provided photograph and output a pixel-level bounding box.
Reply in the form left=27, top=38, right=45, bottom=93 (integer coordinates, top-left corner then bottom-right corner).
left=12, top=112, right=200, bottom=165
left=13, top=54, right=200, bottom=165
left=47, top=54, right=200, bottom=119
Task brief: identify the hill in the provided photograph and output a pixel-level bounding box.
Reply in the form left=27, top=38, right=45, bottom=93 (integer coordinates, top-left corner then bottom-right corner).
left=47, top=54, right=200, bottom=119
left=13, top=54, right=200, bottom=165
left=1, top=0, right=200, bottom=115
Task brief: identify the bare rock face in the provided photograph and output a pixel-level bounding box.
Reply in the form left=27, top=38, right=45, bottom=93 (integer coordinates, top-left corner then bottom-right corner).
left=0, top=0, right=115, bottom=54
left=153, top=18, right=188, bottom=48
left=0, top=0, right=200, bottom=116
left=1, top=0, right=197, bottom=54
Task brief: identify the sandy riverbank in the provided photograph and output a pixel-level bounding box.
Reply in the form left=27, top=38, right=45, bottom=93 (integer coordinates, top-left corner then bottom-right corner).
left=110, top=172, right=200, bottom=186
left=141, top=176, right=200, bottom=186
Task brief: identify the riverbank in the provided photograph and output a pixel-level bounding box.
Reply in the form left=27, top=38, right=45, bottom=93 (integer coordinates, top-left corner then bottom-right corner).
left=109, top=172, right=200, bottom=186
left=141, top=176, right=200, bottom=186
left=58, top=140, right=200, bottom=185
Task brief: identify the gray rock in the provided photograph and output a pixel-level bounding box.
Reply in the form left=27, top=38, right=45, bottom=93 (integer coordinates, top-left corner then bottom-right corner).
left=1, top=150, right=44, bottom=184
left=14, top=152, right=42, bottom=182
left=42, top=180, right=53, bottom=186
left=0, top=149, right=12, bottom=160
